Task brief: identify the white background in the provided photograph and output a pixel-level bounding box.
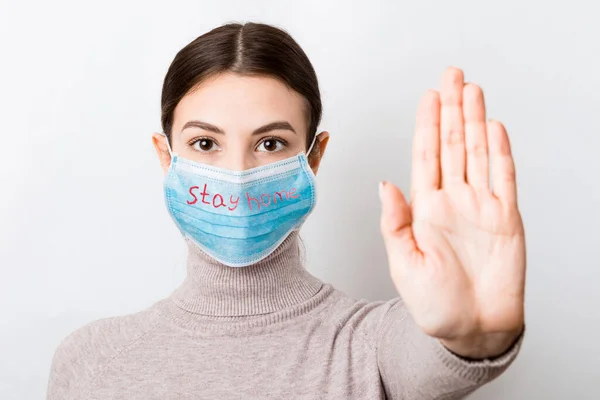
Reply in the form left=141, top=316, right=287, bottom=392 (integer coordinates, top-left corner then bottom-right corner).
left=1, top=0, right=598, bottom=398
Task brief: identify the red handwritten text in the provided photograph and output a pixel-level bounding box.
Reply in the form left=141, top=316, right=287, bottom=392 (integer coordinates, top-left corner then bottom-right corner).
left=186, top=183, right=299, bottom=212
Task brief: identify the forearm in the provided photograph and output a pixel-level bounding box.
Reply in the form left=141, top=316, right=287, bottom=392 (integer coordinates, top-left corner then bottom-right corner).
left=377, top=300, right=525, bottom=399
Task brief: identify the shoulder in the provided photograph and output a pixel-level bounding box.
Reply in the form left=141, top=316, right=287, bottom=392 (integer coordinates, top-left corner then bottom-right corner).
left=46, top=305, right=162, bottom=400
left=324, top=285, right=405, bottom=344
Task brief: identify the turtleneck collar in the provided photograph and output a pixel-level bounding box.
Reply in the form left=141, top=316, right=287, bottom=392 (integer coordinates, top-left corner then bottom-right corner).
left=168, top=231, right=324, bottom=317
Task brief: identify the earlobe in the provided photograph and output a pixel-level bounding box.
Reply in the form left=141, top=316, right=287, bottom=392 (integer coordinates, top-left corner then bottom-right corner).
left=151, top=132, right=172, bottom=176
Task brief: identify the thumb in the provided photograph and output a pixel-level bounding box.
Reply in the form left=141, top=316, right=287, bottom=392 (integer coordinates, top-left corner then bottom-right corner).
left=379, top=181, right=418, bottom=264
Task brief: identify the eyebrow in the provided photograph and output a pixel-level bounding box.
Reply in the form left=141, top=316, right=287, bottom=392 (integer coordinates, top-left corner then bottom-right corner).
left=181, top=120, right=297, bottom=135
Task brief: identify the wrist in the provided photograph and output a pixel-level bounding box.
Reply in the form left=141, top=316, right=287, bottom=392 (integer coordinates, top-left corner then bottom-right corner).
left=439, top=325, right=524, bottom=360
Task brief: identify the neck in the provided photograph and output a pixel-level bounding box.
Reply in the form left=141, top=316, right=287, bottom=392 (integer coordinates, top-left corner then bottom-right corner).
left=169, top=231, right=324, bottom=317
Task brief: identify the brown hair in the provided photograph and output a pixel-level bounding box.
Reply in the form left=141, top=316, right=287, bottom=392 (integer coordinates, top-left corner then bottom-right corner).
left=160, top=22, right=323, bottom=154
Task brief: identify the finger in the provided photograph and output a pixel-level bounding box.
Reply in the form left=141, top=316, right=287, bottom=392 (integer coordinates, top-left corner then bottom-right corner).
left=440, top=67, right=466, bottom=186
left=379, top=181, right=418, bottom=264
left=463, top=83, right=490, bottom=193
left=488, top=120, right=517, bottom=205
left=411, top=89, right=441, bottom=200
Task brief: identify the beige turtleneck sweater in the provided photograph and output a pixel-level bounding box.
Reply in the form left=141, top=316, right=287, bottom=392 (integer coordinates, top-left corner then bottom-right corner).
left=46, top=232, right=524, bottom=399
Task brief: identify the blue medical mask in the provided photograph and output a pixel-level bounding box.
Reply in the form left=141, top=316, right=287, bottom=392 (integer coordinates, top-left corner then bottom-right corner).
left=159, top=132, right=319, bottom=267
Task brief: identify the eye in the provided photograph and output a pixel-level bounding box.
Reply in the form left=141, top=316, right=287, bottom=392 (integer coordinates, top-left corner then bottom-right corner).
left=256, top=137, right=286, bottom=152
left=190, top=137, right=221, bottom=153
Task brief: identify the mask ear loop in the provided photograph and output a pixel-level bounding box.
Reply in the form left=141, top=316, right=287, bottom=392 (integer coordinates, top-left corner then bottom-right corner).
left=158, top=132, right=174, bottom=157
left=306, top=132, right=320, bottom=157
left=291, top=132, right=320, bottom=236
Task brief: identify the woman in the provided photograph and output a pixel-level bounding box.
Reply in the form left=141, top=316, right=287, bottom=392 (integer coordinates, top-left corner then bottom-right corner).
left=47, top=22, right=525, bottom=399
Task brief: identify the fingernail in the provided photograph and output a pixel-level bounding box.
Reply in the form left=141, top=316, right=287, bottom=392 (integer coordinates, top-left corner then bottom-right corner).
left=379, top=181, right=386, bottom=201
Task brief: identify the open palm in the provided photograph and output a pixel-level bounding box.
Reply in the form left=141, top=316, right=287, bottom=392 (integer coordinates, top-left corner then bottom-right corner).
left=379, top=67, right=526, bottom=358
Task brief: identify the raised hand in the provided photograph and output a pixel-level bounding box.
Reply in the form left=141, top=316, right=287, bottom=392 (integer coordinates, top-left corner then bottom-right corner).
left=379, top=67, right=526, bottom=359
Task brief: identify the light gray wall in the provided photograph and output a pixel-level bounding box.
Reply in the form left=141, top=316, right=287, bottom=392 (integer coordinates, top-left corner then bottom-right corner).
left=1, top=0, right=598, bottom=398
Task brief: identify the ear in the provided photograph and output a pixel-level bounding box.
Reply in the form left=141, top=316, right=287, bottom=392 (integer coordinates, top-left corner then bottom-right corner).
left=308, top=130, right=330, bottom=175
left=152, top=132, right=172, bottom=176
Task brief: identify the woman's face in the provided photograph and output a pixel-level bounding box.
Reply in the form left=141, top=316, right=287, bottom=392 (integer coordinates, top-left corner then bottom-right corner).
left=153, top=72, right=329, bottom=174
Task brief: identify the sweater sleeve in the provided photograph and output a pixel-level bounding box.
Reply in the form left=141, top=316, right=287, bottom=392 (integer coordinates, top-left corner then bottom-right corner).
left=376, top=298, right=524, bottom=400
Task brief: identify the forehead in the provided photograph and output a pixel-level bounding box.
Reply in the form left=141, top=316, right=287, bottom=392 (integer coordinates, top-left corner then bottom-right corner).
left=172, top=72, right=308, bottom=134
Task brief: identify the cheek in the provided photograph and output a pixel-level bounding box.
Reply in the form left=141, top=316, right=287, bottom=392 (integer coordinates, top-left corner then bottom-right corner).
left=170, top=135, right=188, bottom=154
left=281, top=138, right=308, bottom=157
left=284, top=135, right=309, bottom=153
